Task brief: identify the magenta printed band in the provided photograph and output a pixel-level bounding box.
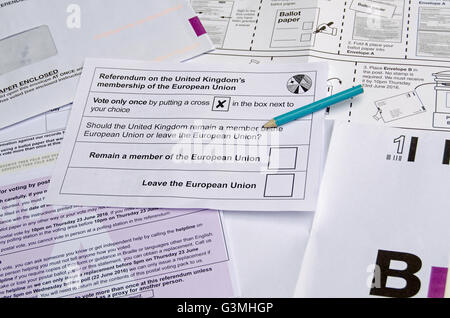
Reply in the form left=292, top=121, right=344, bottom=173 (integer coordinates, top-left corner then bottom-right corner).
left=189, top=16, right=206, bottom=36
left=428, top=267, right=448, bottom=298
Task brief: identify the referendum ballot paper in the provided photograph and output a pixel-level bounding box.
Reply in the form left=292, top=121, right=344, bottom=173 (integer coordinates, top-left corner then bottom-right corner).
left=295, top=122, right=450, bottom=298
left=0, top=0, right=213, bottom=129
left=0, top=113, right=237, bottom=298
left=45, top=59, right=327, bottom=211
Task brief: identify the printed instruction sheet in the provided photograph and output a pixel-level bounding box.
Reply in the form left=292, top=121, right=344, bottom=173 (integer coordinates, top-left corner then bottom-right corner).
left=295, top=123, right=450, bottom=298
left=190, top=0, right=450, bottom=132
left=45, top=59, right=327, bottom=211
left=0, top=110, right=237, bottom=298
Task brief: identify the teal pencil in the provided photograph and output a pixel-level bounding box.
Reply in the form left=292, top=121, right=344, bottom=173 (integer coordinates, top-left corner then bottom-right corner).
left=262, top=85, right=364, bottom=128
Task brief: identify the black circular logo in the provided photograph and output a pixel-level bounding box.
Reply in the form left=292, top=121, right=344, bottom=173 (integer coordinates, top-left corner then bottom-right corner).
left=287, top=74, right=312, bottom=94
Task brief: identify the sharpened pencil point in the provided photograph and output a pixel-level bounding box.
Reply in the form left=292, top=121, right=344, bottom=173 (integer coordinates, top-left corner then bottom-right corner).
left=262, top=119, right=277, bottom=128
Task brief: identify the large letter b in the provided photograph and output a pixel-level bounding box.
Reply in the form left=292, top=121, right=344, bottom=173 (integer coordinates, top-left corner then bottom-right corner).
left=370, top=250, right=422, bottom=298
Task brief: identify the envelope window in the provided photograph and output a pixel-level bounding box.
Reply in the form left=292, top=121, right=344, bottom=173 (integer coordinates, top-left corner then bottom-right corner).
left=0, top=25, right=57, bottom=75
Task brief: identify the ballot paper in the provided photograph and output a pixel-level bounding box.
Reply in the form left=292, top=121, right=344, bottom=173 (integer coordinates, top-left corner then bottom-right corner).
left=45, top=59, right=327, bottom=211
left=295, top=122, right=450, bottom=298
left=0, top=0, right=213, bottom=129
left=0, top=111, right=237, bottom=298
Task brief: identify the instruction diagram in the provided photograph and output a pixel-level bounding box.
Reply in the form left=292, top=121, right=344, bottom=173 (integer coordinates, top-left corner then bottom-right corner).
left=373, top=91, right=426, bottom=123
left=190, top=0, right=450, bottom=132
left=270, top=8, right=320, bottom=48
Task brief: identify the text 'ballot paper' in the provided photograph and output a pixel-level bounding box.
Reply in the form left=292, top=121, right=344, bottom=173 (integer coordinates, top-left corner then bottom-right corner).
left=45, top=59, right=327, bottom=211
left=0, top=0, right=213, bottom=129
left=295, top=122, right=450, bottom=298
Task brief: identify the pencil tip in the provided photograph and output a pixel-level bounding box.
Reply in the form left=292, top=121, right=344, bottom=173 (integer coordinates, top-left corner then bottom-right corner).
left=262, top=119, right=277, bottom=128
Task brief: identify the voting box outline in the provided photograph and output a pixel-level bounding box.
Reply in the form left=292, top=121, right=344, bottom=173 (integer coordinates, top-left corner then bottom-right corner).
left=300, top=33, right=312, bottom=42
left=268, top=147, right=298, bottom=170
left=303, top=21, right=314, bottom=30
left=264, top=174, right=295, bottom=198
left=212, top=96, right=231, bottom=112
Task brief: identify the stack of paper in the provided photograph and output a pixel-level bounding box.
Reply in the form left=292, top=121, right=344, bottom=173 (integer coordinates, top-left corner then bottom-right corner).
left=3, top=0, right=450, bottom=299
left=0, top=0, right=213, bottom=129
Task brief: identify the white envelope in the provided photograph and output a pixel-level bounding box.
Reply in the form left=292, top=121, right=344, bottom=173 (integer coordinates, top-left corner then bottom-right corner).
left=295, top=122, right=450, bottom=298
left=0, top=0, right=213, bottom=129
